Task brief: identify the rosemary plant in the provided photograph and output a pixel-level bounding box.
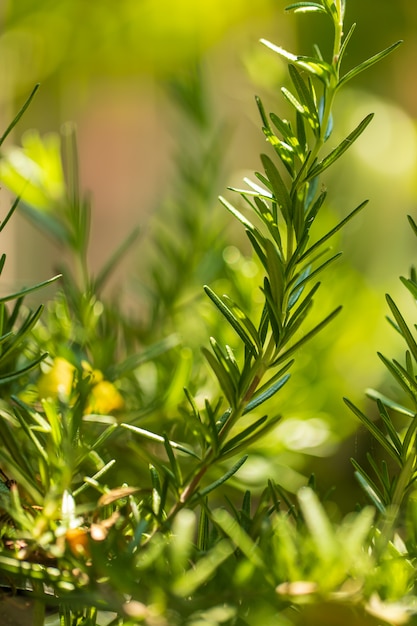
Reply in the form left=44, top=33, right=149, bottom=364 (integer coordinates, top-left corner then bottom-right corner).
left=1, top=1, right=416, bottom=625
left=346, top=214, right=417, bottom=552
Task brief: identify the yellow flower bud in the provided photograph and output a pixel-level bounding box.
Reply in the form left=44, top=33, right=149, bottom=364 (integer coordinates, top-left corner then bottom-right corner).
left=85, top=380, right=124, bottom=415
left=37, top=357, right=75, bottom=402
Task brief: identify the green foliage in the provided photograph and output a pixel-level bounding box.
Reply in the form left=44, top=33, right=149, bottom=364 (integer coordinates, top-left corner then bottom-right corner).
left=0, top=1, right=417, bottom=625
left=346, top=213, right=417, bottom=553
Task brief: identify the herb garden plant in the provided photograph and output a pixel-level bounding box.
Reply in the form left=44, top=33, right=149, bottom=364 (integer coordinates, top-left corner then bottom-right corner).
left=0, top=0, right=415, bottom=624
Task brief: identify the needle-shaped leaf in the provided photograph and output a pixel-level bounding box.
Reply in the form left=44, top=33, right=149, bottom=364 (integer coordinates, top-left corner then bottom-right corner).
left=337, top=23, right=356, bottom=71
left=221, top=415, right=268, bottom=452
left=209, top=339, right=240, bottom=387
left=337, top=41, right=402, bottom=91
left=269, top=138, right=296, bottom=176
left=407, top=214, right=417, bottom=238
left=304, top=189, right=327, bottom=228
left=291, top=252, right=342, bottom=294
left=0, top=274, right=62, bottom=304
left=264, top=239, right=285, bottom=310
left=251, top=360, right=294, bottom=401
left=243, top=176, right=273, bottom=198
left=120, top=423, right=199, bottom=458
left=344, top=398, right=401, bottom=463
left=296, top=111, right=307, bottom=154
left=304, top=173, right=320, bottom=212
left=163, top=434, right=182, bottom=487
left=351, top=459, right=386, bottom=513
left=285, top=2, right=327, bottom=13
left=260, top=154, right=292, bottom=224
left=0, top=447, right=42, bottom=503
left=306, top=114, right=374, bottom=181
left=386, top=294, right=417, bottom=363
left=253, top=196, right=281, bottom=245
left=400, top=276, right=417, bottom=300
left=204, top=401, right=220, bottom=453
left=12, top=407, right=48, bottom=462
left=260, top=40, right=333, bottom=84
left=322, top=0, right=341, bottom=18
left=0, top=353, right=48, bottom=385
left=172, top=539, right=234, bottom=597
left=204, top=286, right=258, bottom=354
left=294, top=56, right=333, bottom=84
left=202, top=346, right=236, bottom=408
left=284, top=285, right=319, bottom=343
left=262, top=278, right=283, bottom=346
left=246, top=229, right=268, bottom=270
left=287, top=268, right=313, bottom=311
left=223, top=294, right=262, bottom=351
left=212, top=508, right=268, bottom=573
left=269, top=112, right=293, bottom=143
left=0, top=196, right=21, bottom=235
left=298, top=487, right=337, bottom=558
left=281, top=87, right=304, bottom=116
left=318, top=95, right=333, bottom=140
left=377, top=353, right=417, bottom=402
left=228, top=185, right=271, bottom=201
left=288, top=65, right=320, bottom=132
left=196, top=455, right=248, bottom=499
left=0, top=306, right=45, bottom=365
left=299, top=199, right=368, bottom=262
left=273, top=306, right=341, bottom=365
left=0, top=84, right=40, bottom=147
left=243, top=373, right=290, bottom=415
left=221, top=418, right=284, bottom=462
left=219, top=195, right=254, bottom=231
left=374, top=400, right=403, bottom=457
left=366, top=388, right=415, bottom=419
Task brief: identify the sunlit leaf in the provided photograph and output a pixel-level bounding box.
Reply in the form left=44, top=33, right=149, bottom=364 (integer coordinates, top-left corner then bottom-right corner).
left=351, top=459, right=386, bottom=513
left=298, top=487, right=337, bottom=558
left=285, top=2, right=326, bottom=13
left=337, top=41, right=402, bottom=91
left=299, top=200, right=368, bottom=262
left=288, top=64, right=320, bottom=132
left=204, top=286, right=258, bottom=353
left=273, top=306, right=341, bottom=365
left=306, top=114, right=374, bottom=180
left=243, top=373, right=290, bottom=414
left=344, top=398, right=401, bottom=463
left=120, top=423, right=199, bottom=458
left=202, top=346, right=237, bottom=407
left=0, top=275, right=62, bottom=304
left=98, top=487, right=142, bottom=507
left=212, top=508, right=267, bottom=572
left=365, top=388, right=415, bottom=419
left=0, top=85, right=40, bottom=147
left=386, top=294, right=417, bottom=363
left=196, top=455, right=248, bottom=498
left=172, top=539, right=234, bottom=597
left=260, top=154, right=292, bottom=223
left=219, top=195, right=255, bottom=231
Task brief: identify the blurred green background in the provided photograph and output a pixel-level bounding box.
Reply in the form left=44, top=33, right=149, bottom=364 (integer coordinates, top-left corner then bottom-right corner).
left=0, top=0, right=416, bottom=507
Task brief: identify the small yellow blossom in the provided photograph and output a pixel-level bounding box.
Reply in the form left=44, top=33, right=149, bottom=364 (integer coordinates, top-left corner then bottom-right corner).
left=85, top=380, right=125, bottom=415
left=37, top=357, right=75, bottom=402
left=81, top=360, right=103, bottom=385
